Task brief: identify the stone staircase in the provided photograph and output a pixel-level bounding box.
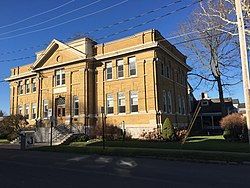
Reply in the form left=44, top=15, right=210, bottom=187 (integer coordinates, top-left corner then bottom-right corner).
left=35, top=124, right=73, bottom=145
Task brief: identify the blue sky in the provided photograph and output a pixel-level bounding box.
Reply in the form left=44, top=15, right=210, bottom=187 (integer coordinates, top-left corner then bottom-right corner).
left=0, top=0, right=245, bottom=114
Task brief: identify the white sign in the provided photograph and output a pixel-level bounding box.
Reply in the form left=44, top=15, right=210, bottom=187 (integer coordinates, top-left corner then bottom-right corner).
left=48, top=109, right=52, bottom=117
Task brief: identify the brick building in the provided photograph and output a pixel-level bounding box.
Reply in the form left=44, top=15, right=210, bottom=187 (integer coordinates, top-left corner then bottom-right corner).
left=6, top=29, right=191, bottom=137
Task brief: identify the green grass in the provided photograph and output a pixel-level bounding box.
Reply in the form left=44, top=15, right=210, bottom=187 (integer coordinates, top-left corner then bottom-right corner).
left=0, top=139, right=9, bottom=143
left=69, top=135, right=249, bottom=153
left=31, top=135, right=250, bottom=163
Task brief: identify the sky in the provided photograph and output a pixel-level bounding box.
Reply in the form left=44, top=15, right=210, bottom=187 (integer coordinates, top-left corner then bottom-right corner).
left=0, top=0, right=245, bottom=114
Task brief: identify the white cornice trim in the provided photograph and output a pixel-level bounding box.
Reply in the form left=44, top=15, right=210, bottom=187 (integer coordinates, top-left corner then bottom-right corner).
left=5, top=72, right=36, bottom=81
left=95, top=41, right=158, bottom=60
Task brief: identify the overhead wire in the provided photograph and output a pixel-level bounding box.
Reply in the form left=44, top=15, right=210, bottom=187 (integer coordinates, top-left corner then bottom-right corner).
left=0, top=0, right=196, bottom=56
left=0, top=0, right=75, bottom=29
left=0, top=0, right=129, bottom=41
left=0, top=0, right=102, bottom=37
left=0, top=0, right=230, bottom=64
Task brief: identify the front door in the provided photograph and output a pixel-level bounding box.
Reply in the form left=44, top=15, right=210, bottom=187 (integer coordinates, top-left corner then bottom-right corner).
left=56, top=97, right=65, bottom=125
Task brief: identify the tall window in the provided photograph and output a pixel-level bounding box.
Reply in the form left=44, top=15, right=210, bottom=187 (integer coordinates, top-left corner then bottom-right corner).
left=130, top=91, right=138, bottom=113
left=55, top=69, right=65, bottom=86
left=168, top=91, right=172, bottom=114
left=43, top=100, right=48, bottom=118
left=32, top=103, right=36, bottom=119
left=106, top=62, right=112, bottom=80
left=163, top=91, right=167, bottom=113
left=19, top=81, right=23, bottom=95
left=117, top=59, right=124, bottom=78
left=32, top=78, right=36, bottom=92
left=161, top=62, right=164, bottom=76
left=118, top=92, right=125, bottom=113
left=73, top=96, right=79, bottom=116
left=178, top=95, right=182, bottom=114
left=18, top=105, right=23, bottom=115
left=106, top=94, right=114, bottom=114
left=25, top=104, right=29, bottom=119
left=128, top=57, right=136, bottom=76
left=182, top=96, right=186, bottom=115
left=25, top=79, right=30, bottom=94
left=166, top=63, right=170, bottom=78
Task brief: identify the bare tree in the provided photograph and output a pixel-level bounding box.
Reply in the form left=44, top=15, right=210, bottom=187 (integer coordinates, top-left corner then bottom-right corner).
left=199, top=0, right=249, bottom=36
left=179, top=0, right=242, bottom=116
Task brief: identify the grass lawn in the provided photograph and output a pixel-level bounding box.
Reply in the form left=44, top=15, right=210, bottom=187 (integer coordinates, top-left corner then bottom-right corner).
left=0, top=139, right=9, bottom=143
left=32, top=135, right=250, bottom=163
left=69, top=135, right=249, bottom=153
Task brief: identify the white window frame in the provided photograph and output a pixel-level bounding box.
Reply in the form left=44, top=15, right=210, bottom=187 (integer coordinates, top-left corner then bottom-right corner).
left=168, top=91, right=172, bottom=114
left=43, top=100, right=48, bottom=119
left=130, top=91, right=138, bottom=113
left=18, top=105, right=23, bottom=115
left=118, top=92, right=126, bottom=114
left=178, top=95, right=182, bottom=114
left=25, top=104, right=29, bottom=119
left=55, top=69, right=65, bottom=86
left=128, top=57, right=136, bottom=76
left=32, top=103, right=36, bottom=119
left=182, top=96, right=186, bottom=115
left=106, top=94, right=114, bottom=114
left=163, top=91, right=167, bottom=113
left=25, top=79, right=30, bottom=94
left=106, top=62, right=112, bottom=80
left=32, top=78, right=36, bottom=93
left=19, top=81, right=23, bottom=95
left=117, top=59, right=124, bottom=78
left=73, top=96, right=79, bottom=116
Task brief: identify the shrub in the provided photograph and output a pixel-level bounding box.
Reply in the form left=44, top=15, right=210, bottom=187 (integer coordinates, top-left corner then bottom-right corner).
left=220, top=113, right=248, bottom=142
left=140, top=128, right=162, bottom=140
left=74, top=134, right=89, bottom=142
left=90, top=124, right=128, bottom=140
left=162, top=118, right=176, bottom=141
left=0, top=114, right=28, bottom=141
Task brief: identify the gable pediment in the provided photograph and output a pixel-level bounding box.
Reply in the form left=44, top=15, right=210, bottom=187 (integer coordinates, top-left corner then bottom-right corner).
left=31, top=39, right=86, bottom=70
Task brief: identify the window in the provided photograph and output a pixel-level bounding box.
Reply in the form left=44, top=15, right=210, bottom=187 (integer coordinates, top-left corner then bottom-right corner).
left=168, top=92, right=172, bottom=114
left=25, top=79, right=30, bottom=94
left=117, top=59, right=124, bottom=78
left=106, top=62, right=112, bottom=80
left=55, top=69, right=65, bottom=86
left=19, top=81, right=23, bottom=95
left=128, top=57, right=136, bottom=76
left=178, top=95, right=182, bottom=114
left=182, top=96, right=186, bottom=115
left=161, top=62, right=164, bottom=76
left=106, top=94, right=114, bottom=114
left=43, top=100, right=48, bottom=118
left=18, top=105, right=23, bottom=115
left=32, top=78, right=36, bottom=92
left=118, top=92, right=125, bottom=113
left=32, top=103, right=36, bottom=119
left=130, top=91, right=138, bottom=113
left=163, top=91, right=167, bottom=113
left=73, top=96, right=79, bottom=116
left=25, top=104, right=29, bottom=119
left=166, top=63, right=170, bottom=78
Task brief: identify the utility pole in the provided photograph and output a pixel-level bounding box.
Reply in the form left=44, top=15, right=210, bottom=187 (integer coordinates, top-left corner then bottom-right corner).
left=235, top=0, right=250, bottom=147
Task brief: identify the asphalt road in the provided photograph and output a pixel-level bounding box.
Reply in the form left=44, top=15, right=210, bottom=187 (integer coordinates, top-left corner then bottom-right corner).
left=0, top=149, right=250, bottom=188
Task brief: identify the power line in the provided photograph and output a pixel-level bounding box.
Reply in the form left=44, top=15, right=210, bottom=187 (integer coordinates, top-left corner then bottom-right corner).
left=0, top=0, right=215, bottom=64
left=0, top=0, right=129, bottom=41
left=0, top=24, right=234, bottom=64
left=0, top=0, right=102, bottom=37
left=0, top=0, right=193, bottom=56
left=0, top=0, right=75, bottom=29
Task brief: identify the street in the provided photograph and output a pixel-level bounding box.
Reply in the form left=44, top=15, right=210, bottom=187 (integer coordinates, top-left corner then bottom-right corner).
left=0, top=149, right=249, bottom=188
